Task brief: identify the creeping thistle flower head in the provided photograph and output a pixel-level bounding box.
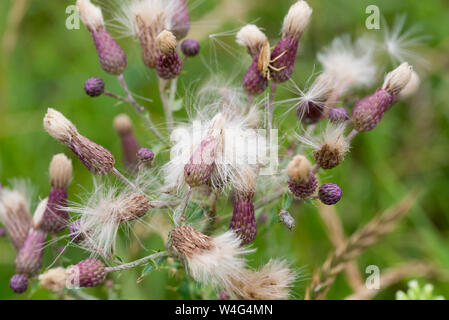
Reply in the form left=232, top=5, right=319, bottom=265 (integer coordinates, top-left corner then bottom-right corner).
left=318, top=35, right=377, bottom=94
left=282, top=0, right=313, bottom=40
left=269, top=0, right=312, bottom=83
left=236, top=24, right=268, bottom=59
left=230, top=259, right=296, bottom=300
left=77, top=0, right=127, bottom=75
left=76, top=0, right=104, bottom=32
left=169, top=0, right=190, bottom=39
left=44, top=108, right=115, bottom=175
left=114, top=114, right=140, bottom=170
left=116, top=0, right=176, bottom=68
left=156, top=30, right=183, bottom=79
left=382, top=62, right=413, bottom=97
left=298, top=123, right=349, bottom=169
left=168, top=225, right=252, bottom=290
left=67, top=181, right=151, bottom=257
left=289, top=73, right=334, bottom=124
left=0, top=181, right=33, bottom=251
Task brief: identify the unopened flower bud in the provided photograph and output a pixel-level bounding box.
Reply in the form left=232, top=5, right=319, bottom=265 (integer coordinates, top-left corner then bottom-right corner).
left=10, top=274, right=28, bottom=294
left=279, top=209, right=295, bottom=231
left=287, top=155, right=311, bottom=183
left=15, top=228, right=46, bottom=276
left=114, top=114, right=140, bottom=170
left=84, top=77, right=105, bottom=97
left=44, top=108, right=115, bottom=175
left=137, top=148, right=154, bottom=164
left=181, top=39, right=200, bottom=57
left=329, top=107, right=349, bottom=123
left=67, top=258, right=106, bottom=288
left=318, top=183, right=342, bottom=205
left=288, top=172, right=318, bottom=199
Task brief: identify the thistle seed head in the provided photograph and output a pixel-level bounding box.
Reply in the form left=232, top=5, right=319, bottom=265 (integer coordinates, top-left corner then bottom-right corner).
left=236, top=24, right=268, bottom=59
left=352, top=89, right=394, bottom=132
left=287, top=155, right=312, bottom=183
left=288, top=172, right=318, bottom=199
left=230, top=259, right=296, bottom=300
left=181, top=39, right=200, bottom=57
left=49, top=153, right=72, bottom=190
left=9, top=274, right=28, bottom=294
left=313, top=123, right=349, bottom=169
left=76, top=0, right=104, bottom=32
left=329, top=107, right=350, bottom=123
left=39, top=267, right=67, bottom=292
left=398, top=70, right=420, bottom=100
left=382, top=62, right=413, bottom=96
left=84, top=77, right=105, bottom=97
left=318, top=183, right=342, bottom=205
left=44, top=108, right=115, bottom=175
left=40, top=188, right=69, bottom=234
left=114, top=193, right=151, bottom=223
left=282, top=0, right=313, bottom=40
left=113, top=114, right=133, bottom=136
left=168, top=226, right=251, bottom=290
left=156, top=30, right=177, bottom=55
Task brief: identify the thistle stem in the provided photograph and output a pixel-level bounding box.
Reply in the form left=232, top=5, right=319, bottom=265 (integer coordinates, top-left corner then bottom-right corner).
left=112, top=167, right=137, bottom=189
left=103, top=90, right=129, bottom=103
left=312, top=163, right=321, bottom=174
left=346, top=129, right=359, bottom=143
left=157, top=77, right=174, bottom=132
left=255, top=188, right=285, bottom=209
left=116, top=74, right=166, bottom=142
left=173, top=188, right=192, bottom=226
left=105, top=251, right=168, bottom=273
left=266, top=82, right=277, bottom=132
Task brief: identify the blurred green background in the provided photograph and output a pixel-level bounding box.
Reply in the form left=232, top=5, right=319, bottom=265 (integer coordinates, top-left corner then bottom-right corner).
left=0, top=0, right=449, bottom=300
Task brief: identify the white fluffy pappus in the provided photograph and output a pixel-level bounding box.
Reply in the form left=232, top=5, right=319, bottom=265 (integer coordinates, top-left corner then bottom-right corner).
left=382, top=15, right=428, bottom=67
left=281, top=73, right=334, bottom=120
left=230, top=259, right=297, bottom=300
left=111, top=0, right=176, bottom=38
left=76, top=0, right=104, bottom=31
left=66, top=174, right=158, bottom=258
left=382, top=62, right=413, bottom=96
left=296, top=122, right=349, bottom=156
left=282, top=0, right=313, bottom=39
left=398, top=70, right=420, bottom=100
left=168, top=226, right=253, bottom=291
left=163, top=105, right=270, bottom=193
left=236, top=24, right=268, bottom=58
left=318, top=35, right=378, bottom=94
